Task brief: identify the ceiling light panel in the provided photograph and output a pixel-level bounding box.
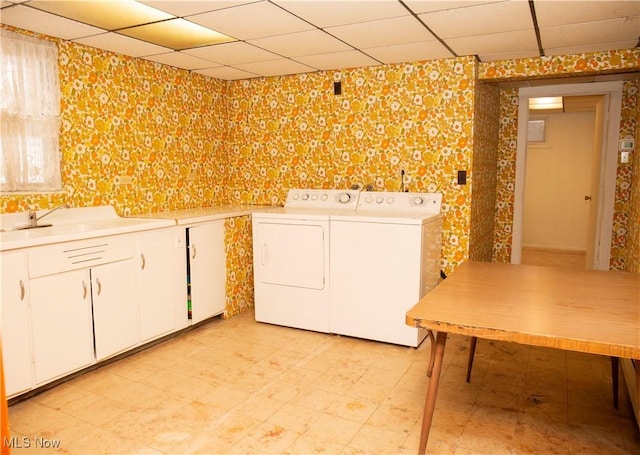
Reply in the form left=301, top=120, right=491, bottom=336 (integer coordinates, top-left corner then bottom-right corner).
left=188, top=1, right=315, bottom=40
left=137, top=0, right=257, bottom=17
left=27, top=0, right=175, bottom=30
left=118, top=18, right=236, bottom=50
left=0, top=4, right=104, bottom=40
left=273, top=0, right=410, bottom=28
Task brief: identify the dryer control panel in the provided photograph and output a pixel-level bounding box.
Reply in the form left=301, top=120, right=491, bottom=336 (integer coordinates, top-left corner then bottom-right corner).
left=286, top=189, right=360, bottom=209
left=358, top=192, right=442, bottom=213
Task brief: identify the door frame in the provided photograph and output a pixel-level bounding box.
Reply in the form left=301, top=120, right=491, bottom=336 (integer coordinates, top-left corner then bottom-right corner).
left=511, top=81, right=623, bottom=269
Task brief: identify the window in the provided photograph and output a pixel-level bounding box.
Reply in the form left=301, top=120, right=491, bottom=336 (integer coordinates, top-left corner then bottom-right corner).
left=0, top=29, right=61, bottom=192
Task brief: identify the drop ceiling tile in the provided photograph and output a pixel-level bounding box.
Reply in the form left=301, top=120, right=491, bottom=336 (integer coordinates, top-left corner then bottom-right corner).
left=194, top=66, right=260, bottom=80
left=327, top=16, right=436, bottom=49
left=248, top=29, right=352, bottom=58
left=544, top=40, right=640, bottom=57
left=141, top=51, right=219, bottom=70
left=188, top=1, right=314, bottom=40
left=0, top=4, right=104, bottom=40
left=541, top=17, right=640, bottom=49
left=273, top=0, right=409, bottom=27
left=118, top=18, right=235, bottom=50
left=419, top=1, right=532, bottom=39
left=447, top=29, right=539, bottom=56
left=183, top=41, right=279, bottom=65
left=403, top=0, right=505, bottom=14
left=364, top=40, right=454, bottom=64
left=535, top=0, right=640, bottom=27
left=235, top=58, right=316, bottom=77
left=137, top=0, right=257, bottom=17
left=27, top=0, right=174, bottom=30
left=293, top=50, right=380, bottom=70
left=478, top=49, right=540, bottom=62
left=74, top=32, right=172, bottom=58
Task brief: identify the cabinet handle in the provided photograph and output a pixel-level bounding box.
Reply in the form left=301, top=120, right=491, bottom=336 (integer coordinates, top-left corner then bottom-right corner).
left=191, top=244, right=197, bottom=260
left=141, top=253, right=146, bottom=270
left=82, top=281, right=88, bottom=299
left=96, top=278, right=102, bottom=296
left=19, top=279, right=25, bottom=301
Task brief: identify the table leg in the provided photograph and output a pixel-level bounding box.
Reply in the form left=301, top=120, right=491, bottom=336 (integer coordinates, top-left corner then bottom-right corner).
left=418, top=331, right=447, bottom=455
left=426, top=330, right=436, bottom=377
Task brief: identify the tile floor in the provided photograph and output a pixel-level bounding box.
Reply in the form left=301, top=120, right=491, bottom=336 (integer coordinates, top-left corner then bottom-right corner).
left=6, top=310, right=640, bottom=454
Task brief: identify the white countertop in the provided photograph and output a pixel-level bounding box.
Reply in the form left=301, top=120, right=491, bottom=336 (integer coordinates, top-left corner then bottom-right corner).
left=132, top=204, right=278, bottom=225
left=0, top=206, right=174, bottom=252
left=0, top=205, right=278, bottom=252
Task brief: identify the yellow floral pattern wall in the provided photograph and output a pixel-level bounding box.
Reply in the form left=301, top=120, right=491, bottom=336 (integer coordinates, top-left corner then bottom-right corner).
left=224, top=58, right=478, bottom=272
left=1, top=25, right=638, bottom=287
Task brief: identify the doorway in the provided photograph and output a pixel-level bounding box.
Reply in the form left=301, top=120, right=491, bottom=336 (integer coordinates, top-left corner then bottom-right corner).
left=511, top=81, right=623, bottom=270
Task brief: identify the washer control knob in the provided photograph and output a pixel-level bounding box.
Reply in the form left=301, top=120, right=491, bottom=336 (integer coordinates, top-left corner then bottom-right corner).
left=311, top=194, right=318, bottom=201
left=376, top=196, right=384, bottom=204
left=365, top=196, right=373, bottom=203
left=320, top=194, right=328, bottom=201
left=301, top=193, right=309, bottom=201
left=387, top=197, right=395, bottom=204
left=291, top=193, right=300, bottom=200
left=415, top=197, right=424, bottom=205
left=338, top=193, right=351, bottom=203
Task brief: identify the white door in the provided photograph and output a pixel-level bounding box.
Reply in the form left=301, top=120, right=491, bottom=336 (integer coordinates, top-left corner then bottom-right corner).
left=1, top=252, right=33, bottom=396
left=30, top=270, right=95, bottom=384
left=92, top=259, right=139, bottom=360
left=189, top=222, right=226, bottom=324
left=254, top=222, right=325, bottom=289
left=137, top=229, right=176, bottom=341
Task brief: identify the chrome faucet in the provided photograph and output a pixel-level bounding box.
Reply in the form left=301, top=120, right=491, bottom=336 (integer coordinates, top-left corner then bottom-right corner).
left=26, top=204, right=69, bottom=228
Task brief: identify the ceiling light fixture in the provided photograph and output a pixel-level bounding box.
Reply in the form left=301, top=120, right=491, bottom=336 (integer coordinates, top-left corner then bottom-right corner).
left=528, top=96, right=564, bottom=111
left=119, top=18, right=236, bottom=50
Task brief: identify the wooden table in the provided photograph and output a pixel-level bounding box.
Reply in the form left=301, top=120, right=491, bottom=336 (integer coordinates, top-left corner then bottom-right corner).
left=406, top=261, right=640, bottom=454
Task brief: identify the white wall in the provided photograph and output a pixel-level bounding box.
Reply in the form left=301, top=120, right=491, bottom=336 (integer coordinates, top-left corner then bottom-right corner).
left=523, top=111, right=595, bottom=251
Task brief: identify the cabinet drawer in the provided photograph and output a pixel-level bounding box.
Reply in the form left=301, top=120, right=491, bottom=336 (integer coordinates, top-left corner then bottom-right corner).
left=28, top=235, right=135, bottom=278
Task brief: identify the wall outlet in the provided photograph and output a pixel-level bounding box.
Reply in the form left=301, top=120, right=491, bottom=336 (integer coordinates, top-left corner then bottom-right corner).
left=116, top=175, right=132, bottom=185
left=187, top=171, right=197, bottom=181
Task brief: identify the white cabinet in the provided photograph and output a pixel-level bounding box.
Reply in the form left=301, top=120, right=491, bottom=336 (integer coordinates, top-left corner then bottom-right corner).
left=30, top=269, right=95, bottom=384
left=1, top=252, right=33, bottom=397
left=137, top=229, right=177, bottom=342
left=92, top=260, right=138, bottom=360
left=187, top=222, right=226, bottom=324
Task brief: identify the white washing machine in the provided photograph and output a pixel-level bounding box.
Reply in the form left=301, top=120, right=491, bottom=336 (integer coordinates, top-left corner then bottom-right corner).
left=329, top=192, right=442, bottom=347
left=252, top=189, right=360, bottom=333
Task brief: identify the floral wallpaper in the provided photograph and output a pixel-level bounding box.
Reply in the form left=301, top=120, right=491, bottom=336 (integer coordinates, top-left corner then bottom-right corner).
left=624, top=83, right=640, bottom=273
left=224, top=215, right=254, bottom=318
left=224, top=57, right=478, bottom=273
left=1, top=24, right=638, bottom=315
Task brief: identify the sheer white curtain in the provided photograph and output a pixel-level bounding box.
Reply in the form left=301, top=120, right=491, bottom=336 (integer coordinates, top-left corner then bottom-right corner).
left=1, top=29, right=61, bottom=192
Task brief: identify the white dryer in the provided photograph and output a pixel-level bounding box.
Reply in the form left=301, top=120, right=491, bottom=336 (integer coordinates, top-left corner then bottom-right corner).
left=329, top=192, right=442, bottom=347
left=252, top=189, right=359, bottom=333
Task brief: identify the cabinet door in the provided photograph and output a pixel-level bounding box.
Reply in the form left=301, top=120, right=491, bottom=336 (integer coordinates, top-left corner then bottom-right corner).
left=1, top=252, right=33, bottom=397
left=30, top=270, right=94, bottom=384
left=189, top=222, right=225, bottom=324
left=137, top=229, right=176, bottom=342
left=92, top=259, right=139, bottom=361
